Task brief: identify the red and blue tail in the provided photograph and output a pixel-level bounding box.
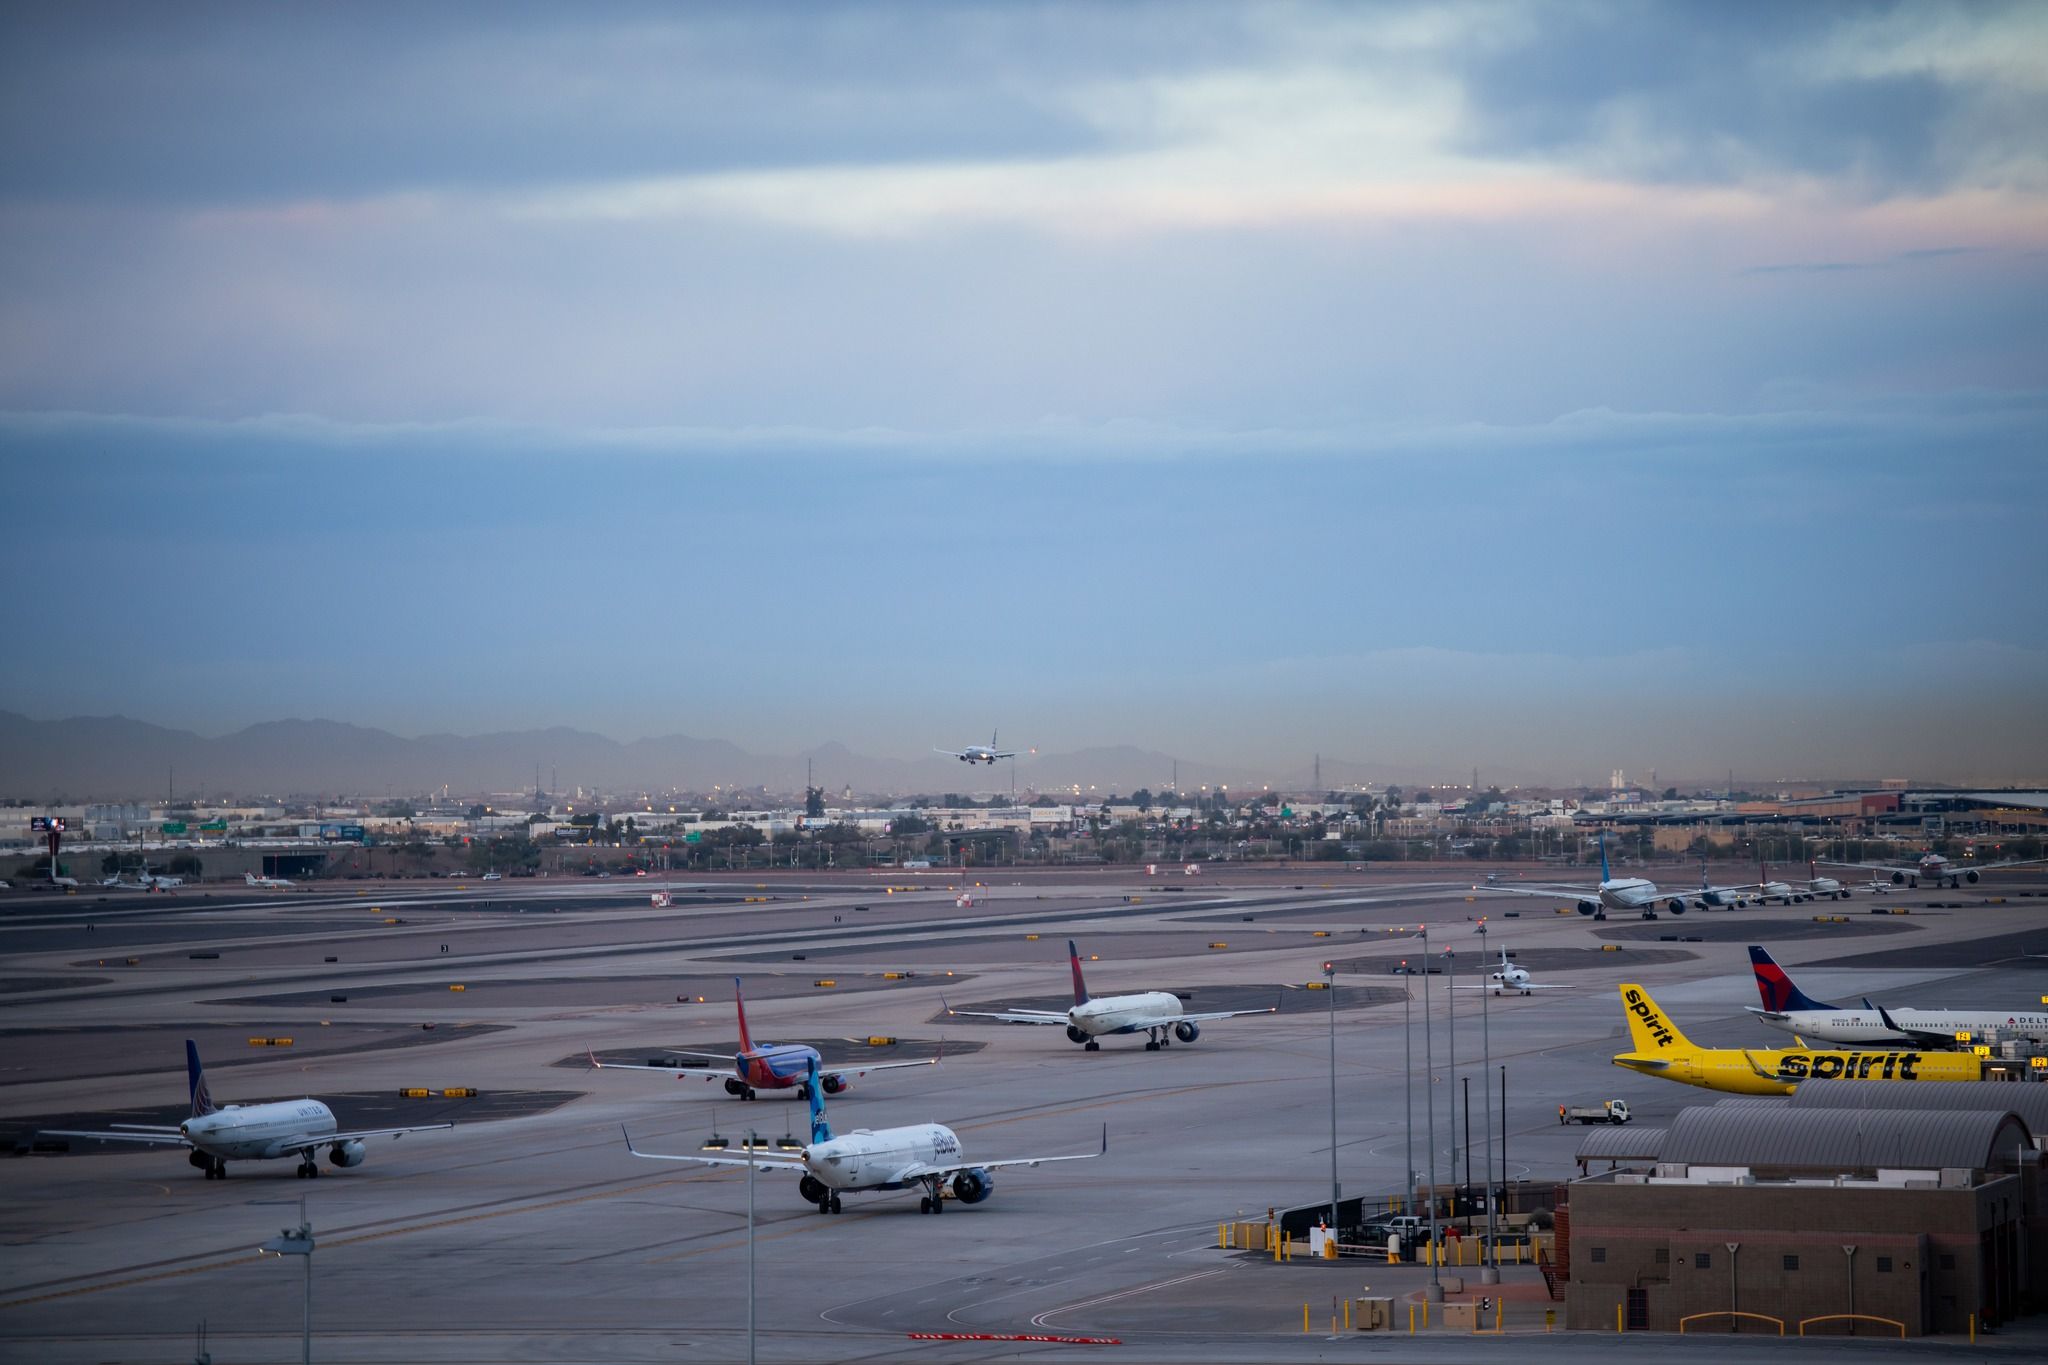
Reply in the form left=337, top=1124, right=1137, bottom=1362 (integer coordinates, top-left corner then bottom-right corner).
left=1067, top=939, right=1090, bottom=1006
left=185, top=1038, right=218, bottom=1117
left=733, top=978, right=755, bottom=1053
left=1747, top=946, right=1837, bottom=1013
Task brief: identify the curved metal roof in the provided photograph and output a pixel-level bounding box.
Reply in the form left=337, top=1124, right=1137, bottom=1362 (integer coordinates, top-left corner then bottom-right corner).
left=1575, top=1125, right=1666, bottom=1163
left=1788, top=1079, right=2048, bottom=1131
left=1659, top=1104, right=2030, bottom=1173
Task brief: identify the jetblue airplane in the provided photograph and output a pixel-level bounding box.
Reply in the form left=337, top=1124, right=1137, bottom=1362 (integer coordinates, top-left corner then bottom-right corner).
left=945, top=939, right=1276, bottom=1051
left=626, top=1059, right=1103, bottom=1216
left=41, top=1041, right=450, bottom=1179
left=589, top=978, right=938, bottom=1099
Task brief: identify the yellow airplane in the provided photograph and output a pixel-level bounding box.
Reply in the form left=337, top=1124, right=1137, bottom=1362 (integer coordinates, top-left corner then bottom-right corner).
left=1612, top=983, right=1981, bottom=1096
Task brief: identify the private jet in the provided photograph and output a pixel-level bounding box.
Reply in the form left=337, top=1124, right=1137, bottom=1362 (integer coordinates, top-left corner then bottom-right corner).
left=1454, top=946, right=1571, bottom=996
left=245, top=872, right=297, bottom=889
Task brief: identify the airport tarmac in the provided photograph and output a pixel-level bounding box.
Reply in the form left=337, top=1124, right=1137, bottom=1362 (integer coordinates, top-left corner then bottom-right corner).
left=4, top=866, right=2047, bottom=1361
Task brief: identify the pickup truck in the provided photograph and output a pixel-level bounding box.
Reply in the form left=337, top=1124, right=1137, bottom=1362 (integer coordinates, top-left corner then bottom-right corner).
left=1559, top=1099, right=1632, bottom=1125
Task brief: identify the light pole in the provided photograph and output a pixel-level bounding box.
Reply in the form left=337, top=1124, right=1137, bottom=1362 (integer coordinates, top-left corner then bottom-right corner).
left=1446, top=943, right=1457, bottom=1229
left=1477, top=920, right=1499, bottom=1284
left=1324, top=958, right=1339, bottom=1236
left=1419, top=924, right=1442, bottom=1300
left=1402, top=954, right=1413, bottom=1211
left=701, top=1128, right=774, bottom=1364
left=257, top=1196, right=313, bottom=1365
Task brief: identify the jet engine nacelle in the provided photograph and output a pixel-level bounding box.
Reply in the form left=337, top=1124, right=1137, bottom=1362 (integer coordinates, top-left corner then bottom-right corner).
left=821, top=1074, right=846, bottom=1095
left=798, top=1174, right=827, bottom=1204
left=1174, top=1021, right=1200, bottom=1043
left=1891, top=871, right=1907, bottom=884
left=328, top=1140, right=366, bottom=1169
left=188, top=1150, right=211, bottom=1170
left=1065, top=1024, right=1089, bottom=1045
left=1691, top=898, right=1708, bottom=912
left=1664, top=898, right=1688, bottom=915
left=1961, top=869, right=1980, bottom=884
left=951, top=1168, right=995, bottom=1204
left=1576, top=899, right=1599, bottom=916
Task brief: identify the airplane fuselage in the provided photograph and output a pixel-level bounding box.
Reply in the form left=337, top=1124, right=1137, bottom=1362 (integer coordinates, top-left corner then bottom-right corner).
left=1750, top=1007, right=2048, bottom=1047
left=182, top=1100, right=336, bottom=1160
left=804, top=1122, right=965, bottom=1192
left=1071, top=991, right=1182, bottom=1037
left=1613, top=1046, right=1981, bottom=1096
left=1597, top=877, right=1665, bottom=912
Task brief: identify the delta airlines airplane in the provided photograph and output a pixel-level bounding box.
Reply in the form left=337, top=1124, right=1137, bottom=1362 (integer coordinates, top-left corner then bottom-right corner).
left=935, top=730, right=1016, bottom=765
left=1746, top=946, right=2048, bottom=1047
left=625, top=1059, right=1103, bottom=1215
left=945, top=939, right=1277, bottom=1050
left=588, top=979, right=939, bottom=1099
left=1476, top=831, right=1688, bottom=919
left=1821, top=849, right=2048, bottom=889
left=1453, top=947, right=1570, bottom=996
left=40, top=1041, right=451, bottom=1179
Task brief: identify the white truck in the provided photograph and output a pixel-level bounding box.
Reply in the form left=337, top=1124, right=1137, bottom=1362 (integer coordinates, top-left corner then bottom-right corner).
left=1559, top=1099, right=1631, bottom=1125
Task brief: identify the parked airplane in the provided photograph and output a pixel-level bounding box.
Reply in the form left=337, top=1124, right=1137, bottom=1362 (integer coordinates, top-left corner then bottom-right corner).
left=245, top=872, right=296, bottom=888
left=1746, top=946, right=2048, bottom=1048
left=100, top=869, right=184, bottom=890
left=1611, top=983, right=1980, bottom=1095
left=1690, top=857, right=1759, bottom=909
left=1454, top=947, right=1570, bottom=996
left=944, top=939, right=1277, bottom=1050
left=588, top=978, right=939, bottom=1099
left=1821, top=849, right=2048, bottom=889
left=1477, top=831, right=1687, bottom=919
left=935, top=730, right=1016, bottom=765
left=39, top=1040, right=451, bottom=1179
left=1803, top=860, right=1851, bottom=900
left=625, top=1058, right=1104, bottom=1215
left=1752, top=861, right=1811, bottom=905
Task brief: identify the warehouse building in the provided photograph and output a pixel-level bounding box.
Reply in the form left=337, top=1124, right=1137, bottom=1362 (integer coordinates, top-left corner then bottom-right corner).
left=1565, top=1103, right=2037, bottom=1335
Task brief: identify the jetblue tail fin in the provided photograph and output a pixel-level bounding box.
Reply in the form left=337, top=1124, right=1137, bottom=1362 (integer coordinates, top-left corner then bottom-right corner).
left=733, top=978, right=755, bottom=1053
left=185, top=1039, right=218, bottom=1117
left=1747, top=946, right=1837, bottom=1013
left=1067, top=939, right=1090, bottom=1005
left=803, top=1059, right=833, bottom=1144
left=1598, top=830, right=1612, bottom=883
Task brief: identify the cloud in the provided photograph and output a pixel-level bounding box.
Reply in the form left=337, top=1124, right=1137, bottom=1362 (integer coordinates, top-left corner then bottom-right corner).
left=1739, top=244, right=1991, bottom=275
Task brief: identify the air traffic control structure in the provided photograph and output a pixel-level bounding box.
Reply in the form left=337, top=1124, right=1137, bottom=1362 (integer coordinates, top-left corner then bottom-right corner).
left=1563, top=1082, right=2044, bottom=1336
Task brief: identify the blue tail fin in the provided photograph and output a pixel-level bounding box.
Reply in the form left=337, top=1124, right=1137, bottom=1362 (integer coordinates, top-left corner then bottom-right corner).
left=1747, top=946, right=1838, bottom=1013
left=803, top=1059, right=833, bottom=1144
left=1597, top=830, right=1612, bottom=883
left=186, top=1038, right=218, bottom=1117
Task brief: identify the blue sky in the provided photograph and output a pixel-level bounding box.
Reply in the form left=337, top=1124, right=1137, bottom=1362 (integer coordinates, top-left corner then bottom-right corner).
left=2, top=2, right=2044, bottom=784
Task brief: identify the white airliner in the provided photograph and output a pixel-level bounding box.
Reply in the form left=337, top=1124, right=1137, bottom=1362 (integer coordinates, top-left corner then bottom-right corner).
left=1821, top=849, right=2048, bottom=889
left=944, top=939, right=1277, bottom=1050
left=1746, top=947, right=2048, bottom=1048
left=1802, top=860, right=1851, bottom=900
left=1752, top=861, right=1812, bottom=905
left=1476, top=831, right=1687, bottom=920
left=625, top=1059, right=1104, bottom=1216
left=245, top=871, right=297, bottom=888
left=40, top=1040, right=451, bottom=1180
left=1690, top=857, right=1760, bottom=909
left=102, top=869, right=184, bottom=890
left=934, top=731, right=1016, bottom=765
left=1454, top=947, right=1570, bottom=996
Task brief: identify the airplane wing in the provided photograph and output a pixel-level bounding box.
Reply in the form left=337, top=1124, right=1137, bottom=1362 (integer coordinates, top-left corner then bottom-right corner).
left=621, top=1126, right=808, bottom=1170
left=588, top=1049, right=738, bottom=1082
left=1818, top=859, right=1918, bottom=879
left=933, top=748, right=967, bottom=759
left=1159, top=1004, right=1279, bottom=1025
left=828, top=1056, right=941, bottom=1080
left=1472, top=881, right=1591, bottom=900
left=1454, top=982, right=1571, bottom=990
left=943, top=1005, right=1069, bottom=1025
left=988, top=751, right=1017, bottom=760
left=894, top=1125, right=1107, bottom=1183
left=38, top=1127, right=191, bottom=1146
left=276, top=1122, right=454, bottom=1154
left=1873, top=1003, right=1965, bottom=1049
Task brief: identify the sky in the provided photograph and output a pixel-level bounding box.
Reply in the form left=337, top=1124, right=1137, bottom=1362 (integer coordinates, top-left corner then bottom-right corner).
left=2, top=1, right=2045, bottom=786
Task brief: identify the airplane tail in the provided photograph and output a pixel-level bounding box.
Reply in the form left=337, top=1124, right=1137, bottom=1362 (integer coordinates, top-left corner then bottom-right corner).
left=733, top=978, right=755, bottom=1053
left=1618, top=983, right=1694, bottom=1053
left=1746, top=946, right=1836, bottom=1014
left=245, top=872, right=256, bottom=885
left=803, top=1059, right=833, bottom=1144
left=185, top=1039, right=218, bottom=1118
left=1067, top=939, right=1090, bottom=1006
left=1597, top=830, right=1612, bottom=883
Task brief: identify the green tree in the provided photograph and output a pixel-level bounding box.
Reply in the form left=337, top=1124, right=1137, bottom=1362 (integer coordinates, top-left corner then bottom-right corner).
left=805, top=786, right=827, bottom=818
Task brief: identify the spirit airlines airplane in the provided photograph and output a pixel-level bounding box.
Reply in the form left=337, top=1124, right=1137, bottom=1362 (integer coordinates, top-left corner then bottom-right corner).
left=245, top=872, right=296, bottom=888
left=40, top=1040, right=451, bottom=1179
left=1454, top=947, right=1570, bottom=996
left=1611, top=983, right=1980, bottom=1095
left=935, top=730, right=1016, bottom=765
left=945, top=939, right=1277, bottom=1050
left=588, top=978, right=939, bottom=1099
left=625, top=1058, right=1104, bottom=1216
left=1478, top=831, right=1689, bottom=920
left=1822, top=849, right=2048, bottom=889
left=1746, top=946, right=2048, bottom=1047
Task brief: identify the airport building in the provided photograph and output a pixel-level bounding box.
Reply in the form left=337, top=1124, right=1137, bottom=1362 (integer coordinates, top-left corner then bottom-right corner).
left=1563, top=1100, right=2040, bottom=1336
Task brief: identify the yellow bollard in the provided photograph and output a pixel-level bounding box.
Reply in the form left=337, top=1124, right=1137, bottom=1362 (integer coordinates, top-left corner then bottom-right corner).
left=1970, top=1313, right=1976, bottom=1344
left=1409, top=1305, right=1416, bottom=1335
left=1218, top=1222, right=1226, bottom=1248
left=1423, top=1300, right=1430, bottom=1329
left=1496, top=1299, right=1503, bottom=1333
left=1303, top=1303, right=1310, bottom=1333
left=1344, top=1298, right=1352, bottom=1331
left=1617, top=1304, right=1624, bottom=1333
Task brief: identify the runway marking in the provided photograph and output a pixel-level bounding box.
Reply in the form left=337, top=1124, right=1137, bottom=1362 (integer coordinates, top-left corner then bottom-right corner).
left=1027, top=1265, right=1232, bottom=1328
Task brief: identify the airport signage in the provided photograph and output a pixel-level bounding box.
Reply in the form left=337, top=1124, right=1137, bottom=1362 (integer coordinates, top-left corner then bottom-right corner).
left=319, top=823, right=367, bottom=841
left=29, top=816, right=66, bottom=832
left=199, top=819, right=227, bottom=833
left=160, top=821, right=187, bottom=835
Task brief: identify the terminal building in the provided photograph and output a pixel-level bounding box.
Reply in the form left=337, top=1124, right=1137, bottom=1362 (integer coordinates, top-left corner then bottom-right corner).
left=1564, top=1086, right=2043, bottom=1336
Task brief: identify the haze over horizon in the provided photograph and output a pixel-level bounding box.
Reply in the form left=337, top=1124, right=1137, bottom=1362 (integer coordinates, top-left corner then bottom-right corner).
left=3, top=3, right=2044, bottom=786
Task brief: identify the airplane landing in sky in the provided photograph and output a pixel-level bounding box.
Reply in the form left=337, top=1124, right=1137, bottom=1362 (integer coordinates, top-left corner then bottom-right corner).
left=934, top=730, right=1018, bottom=764
left=589, top=978, right=938, bottom=1099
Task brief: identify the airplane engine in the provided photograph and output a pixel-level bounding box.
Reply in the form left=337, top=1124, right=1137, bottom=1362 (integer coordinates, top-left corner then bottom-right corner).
left=327, top=1140, right=366, bottom=1169
left=1664, top=898, right=1688, bottom=915
left=1576, top=899, right=1599, bottom=916
left=1174, top=1021, right=1200, bottom=1043
left=188, top=1150, right=210, bottom=1170
left=798, top=1174, right=827, bottom=1204
left=821, top=1074, right=846, bottom=1095
left=1691, top=898, right=1708, bottom=911
left=951, top=1168, right=995, bottom=1204
left=1962, top=870, right=1980, bottom=884
left=1891, top=871, right=1907, bottom=884
left=1066, top=1025, right=1089, bottom=1045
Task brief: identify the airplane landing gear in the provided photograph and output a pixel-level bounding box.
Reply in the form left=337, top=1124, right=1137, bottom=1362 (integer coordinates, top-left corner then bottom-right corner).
left=296, top=1158, right=320, bottom=1179
left=917, top=1177, right=947, bottom=1214
left=1083, top=1040, right=1100, bottom=1051
left=204, top=1157, right=227, bottom=1180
